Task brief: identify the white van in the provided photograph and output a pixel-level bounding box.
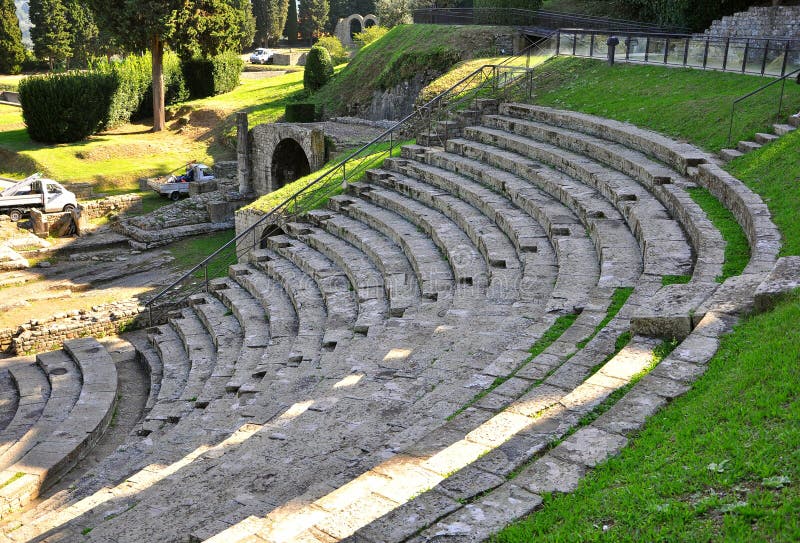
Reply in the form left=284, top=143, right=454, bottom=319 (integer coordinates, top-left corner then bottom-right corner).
left=0, top=174, right=78, bottom=222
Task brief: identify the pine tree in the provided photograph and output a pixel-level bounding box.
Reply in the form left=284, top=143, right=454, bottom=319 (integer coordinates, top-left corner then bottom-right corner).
left=299, top=0, right=328, bottom=42
left=87, top=0, right=246, bottom=131
left=30, top=0, right=72, bottom=70
left=0, top=0, right=25, bottom=74
left=232, top=0, right=257, bottom=50
left=286, top=0, right=298, bottom=44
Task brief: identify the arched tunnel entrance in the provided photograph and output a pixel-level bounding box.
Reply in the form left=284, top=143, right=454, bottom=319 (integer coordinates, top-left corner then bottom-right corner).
left=350, top=18, right=362, bottom=40
left=364, top=18, right=376, bottom=29
left=270, top=138, right=311, bottom=190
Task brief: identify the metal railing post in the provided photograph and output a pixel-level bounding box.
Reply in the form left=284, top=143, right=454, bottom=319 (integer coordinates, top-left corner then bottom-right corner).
left=682, top=37, right=690, bottom=66
left=644, top=36, right=650, bottom=62
left=778, top=76, right=788, bottom=122
left=555, top=30, right=561, bottom=55
left=728, top=103, right=735, bottom=147
left=702, top=38, right=710, bottom=69
left=626, top=35, right=631, bottom=61
left=589, top=33, right=595, bottom=58
left=204, top=266, right=209, bottom=293
left=722, top=37, right=729, bottom=71
left=781, top=41, right=789, bottom=77
left=741, top=39, right=749, bottom=73
left=761, top=39, right=770, bottom=76
left=663, top=37, right=669, bottom=64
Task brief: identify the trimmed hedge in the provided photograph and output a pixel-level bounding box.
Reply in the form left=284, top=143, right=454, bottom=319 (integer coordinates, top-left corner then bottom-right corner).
left=182, top=51, right=243, bottom=98
left=19, top=72, right=116, bottom=143
left=304, top=45, right=334, bottom=91
left=284, top=102, right=317, bottom=122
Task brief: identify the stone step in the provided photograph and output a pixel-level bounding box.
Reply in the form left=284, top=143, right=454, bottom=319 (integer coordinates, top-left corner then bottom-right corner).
left=144, top=324, right=192, bottom=432
left=737, top=140, right=762, bottom=153
left=0, top=339, right=118, bottom=518
left=754, top=132, right=778, bottom=145
left=286, top=222, right=391, bottom=328
left=229, top=263, right=298, bottom=339
left=210, top=278, right=270, bottom=348
left=0, top=370, right=16, bottom=433
left=719, top=148, right=744, bottom=161
left=264, top=235, right=359, bottom=331
left=788, top=114, right=800, bottom=128
left=202, top=278, right=271, bottom=394
left=772, top=123, right=796, bottom=136
left=0, top=358, right=50, bottom=459
left=251, top=250, right=328, bottom=364
left=348, top=182, right=489, bottom=291
left=498, top=103, right=708, bottom=175
left=125, top=331, right=164, bottom=416
left=369, top=165, right=522, bottom=302
left=483, top=114, right=679, bottom=191
left=395, top=147, right=556, bottom=303
left=419, top=140, right=601, bottom=311
left=0, top=351, right=80, bottom=469
left=327, top=196, right=454, bottom=300
left=306, top=209, right=421, bottom=313
left=170, top=306, right=225, bottom=406
left=457, top=127, right=694, bottom=279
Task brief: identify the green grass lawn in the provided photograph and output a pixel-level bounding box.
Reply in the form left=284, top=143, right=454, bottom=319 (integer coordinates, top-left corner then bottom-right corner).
left=527, top=57, right=800, bottom=152
left=0, top=71, right=305, bottom=191
left=495, top=291, right=800, bottom=543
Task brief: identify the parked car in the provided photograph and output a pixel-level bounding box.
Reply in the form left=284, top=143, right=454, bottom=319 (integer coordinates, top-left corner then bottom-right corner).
left=250, top=48, right=273, bottom=64
left=147, top=163, right=215, bottom=201
left=0, top=174, right=78, bottom=222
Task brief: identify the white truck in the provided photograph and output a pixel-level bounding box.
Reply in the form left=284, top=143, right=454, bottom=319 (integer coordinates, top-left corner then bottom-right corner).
left=0, top=174, right=78, bottom=222
left=147, top=163, right=215, bottom=201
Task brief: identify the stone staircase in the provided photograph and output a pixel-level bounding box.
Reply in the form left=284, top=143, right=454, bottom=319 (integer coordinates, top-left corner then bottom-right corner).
left=0, top=102, right=783, bottom=543
left=720, top=111, right=799, bottom=162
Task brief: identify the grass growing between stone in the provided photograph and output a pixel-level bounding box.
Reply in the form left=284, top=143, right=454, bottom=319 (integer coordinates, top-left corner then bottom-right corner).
left=527, top=57, right=800, bottom=152
left=687, top=187, right=750, bottom=282
left=243, top=140, right=412, bottom=214
left=726, top=129, right=800, bottom=257
left=494, top=292, right=800, bottom=542
left=167, top=229, right=235, bottom=277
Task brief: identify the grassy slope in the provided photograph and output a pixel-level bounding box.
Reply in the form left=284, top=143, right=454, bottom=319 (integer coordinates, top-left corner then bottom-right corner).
left=528, top=57, right=800, bottom=152
left=310, top=24, right=510, bottom=116
left=0, top=71, right=304, bottom=191
left=496, top=292, right=800, bottom=543
left=492, top=56, right=800, bottom=542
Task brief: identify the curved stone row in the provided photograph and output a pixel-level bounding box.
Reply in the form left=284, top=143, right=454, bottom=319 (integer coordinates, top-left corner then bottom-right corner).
left=0, top=103, right=781, bottom=543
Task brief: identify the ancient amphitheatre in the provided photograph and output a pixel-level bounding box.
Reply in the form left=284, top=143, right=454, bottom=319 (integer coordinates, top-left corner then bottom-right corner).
left=0, top=3, right=799, bottom=543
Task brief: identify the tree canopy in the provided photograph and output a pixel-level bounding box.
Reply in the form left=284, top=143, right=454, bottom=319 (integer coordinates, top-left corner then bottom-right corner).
left=87, top=0, right=247, bottom=131
left=299, top=0, right=328, bottom=41
left=253, top=0, right=289, bottom=46
left=0, top=0, right=24, bottom=74
left=30, top=0, right=72, bottom=69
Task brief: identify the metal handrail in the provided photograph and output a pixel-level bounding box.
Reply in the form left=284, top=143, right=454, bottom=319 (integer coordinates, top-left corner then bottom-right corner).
left=412, top=7, right=687, bottom=33
left=728, top=67, right=800, bottom=146
left=144, top=38, right=557, bottom=326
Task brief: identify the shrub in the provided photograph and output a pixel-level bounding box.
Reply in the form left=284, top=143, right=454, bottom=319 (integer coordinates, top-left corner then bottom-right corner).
left=284, top=102, right=317, bottom=122
left=182, top=51, right=243, bottom=98
left=303, top=45, right=334, bottom=91
left=353, top=25, right=388, bottom=48
left=19, top=71, right=116, bottom=143
left=315, top=35, right=349, bottom=65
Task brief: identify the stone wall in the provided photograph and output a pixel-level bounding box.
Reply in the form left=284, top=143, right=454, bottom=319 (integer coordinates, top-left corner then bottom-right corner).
left=234, top=207, right=269, bottom=262
left=0, top=300, right=144, bottom=355
left=703, top=5, right=800, bottom=39
left=249, top=123, right=326, bottom=196
left=335, top=14, right=379, bottom=47
left=81, top=194, right=143, bottom=220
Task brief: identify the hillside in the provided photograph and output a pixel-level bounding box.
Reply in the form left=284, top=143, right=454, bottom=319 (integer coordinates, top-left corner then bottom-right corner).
left=310, top=24, right=513, bottom=119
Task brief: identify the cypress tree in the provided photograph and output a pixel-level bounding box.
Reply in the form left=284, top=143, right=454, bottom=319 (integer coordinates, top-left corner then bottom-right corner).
left=0, top=0, right=25, bottom=74
left=286, top=0, right=298, bottom=45
left=30, top=0, right=72, bottom=70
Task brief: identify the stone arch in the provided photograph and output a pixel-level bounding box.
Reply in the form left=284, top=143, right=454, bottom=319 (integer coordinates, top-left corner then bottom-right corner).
left=271, top=138, right=311, bottom=190
left=335, top=14, right=379, bottom=46
left=248, top=123, right=326, bottom=196
left=349, top=18, right=363, bottom=40
left=363, top=14, right=378, bottom=29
